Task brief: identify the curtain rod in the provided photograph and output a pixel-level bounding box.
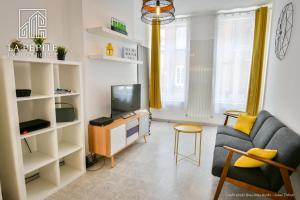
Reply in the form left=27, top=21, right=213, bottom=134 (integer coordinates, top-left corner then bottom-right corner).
left=176, top=3, right=272, bottom=18
left=218, top=3, right=272, bottom=15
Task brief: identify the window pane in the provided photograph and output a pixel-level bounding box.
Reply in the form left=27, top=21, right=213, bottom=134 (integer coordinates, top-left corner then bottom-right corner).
left=160, top=19, right=189, bottom=108
left=214, top=13, right=255, bottom=113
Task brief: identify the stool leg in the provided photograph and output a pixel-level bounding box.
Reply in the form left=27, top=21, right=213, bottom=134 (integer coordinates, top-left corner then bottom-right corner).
left=174, top=130, right=177, bottom=155
left=194, top=133, right=197, bottom=155
left=176, top=132, right=180, bottom=165
left=198, top=132, right=202, bottom=166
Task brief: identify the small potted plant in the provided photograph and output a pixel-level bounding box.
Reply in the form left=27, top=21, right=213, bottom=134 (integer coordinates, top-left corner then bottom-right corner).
left=33, top=35, right=46, bottom=58
left=56, top=46, right=68, bottom=61
left=10, top=39, right=25, bottom=55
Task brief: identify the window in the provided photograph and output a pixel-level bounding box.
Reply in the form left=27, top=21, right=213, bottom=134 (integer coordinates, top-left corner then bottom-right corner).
left=213, top=12, right=255, bottom=113
left=160, top=18, right=190, bottom=108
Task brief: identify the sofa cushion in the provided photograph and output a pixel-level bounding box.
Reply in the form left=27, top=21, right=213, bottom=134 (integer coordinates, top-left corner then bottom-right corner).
left=233, top=114, right=257, bottom=135
left=212, top=147, right=270, bottom=190
left=217, top=126, right=251, bottom=141
left=252, top=117, right=285, bottom=148
left=215, top=134, right=253, bottom=151
left=234, top=148, right=277, bottom=168
left=261, top=127, right=300, bottom=191
left=250, top=110, right=273, bottom=140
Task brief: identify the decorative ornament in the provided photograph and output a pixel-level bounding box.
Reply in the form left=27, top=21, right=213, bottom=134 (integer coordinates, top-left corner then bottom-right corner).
left=106, top=43, right=114, bottom=56
left=275, top=2, right=294, bottom=60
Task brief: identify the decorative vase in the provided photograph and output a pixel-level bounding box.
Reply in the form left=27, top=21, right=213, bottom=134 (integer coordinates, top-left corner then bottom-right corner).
left=57, top=54, right=66, bottom=61
left=36, top=48, right=42, bottom=58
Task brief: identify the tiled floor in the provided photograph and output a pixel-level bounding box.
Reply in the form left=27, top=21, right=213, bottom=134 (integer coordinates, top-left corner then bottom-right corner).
left=47, top=121, right=262, bottom=200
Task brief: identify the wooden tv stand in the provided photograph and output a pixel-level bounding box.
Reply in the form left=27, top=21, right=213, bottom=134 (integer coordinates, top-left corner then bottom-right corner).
left=88, top=110, right=149, bottom=167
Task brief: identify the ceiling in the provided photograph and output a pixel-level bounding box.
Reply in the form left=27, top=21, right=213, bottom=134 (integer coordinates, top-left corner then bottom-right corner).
left=174, top=0, right=272, bottom=15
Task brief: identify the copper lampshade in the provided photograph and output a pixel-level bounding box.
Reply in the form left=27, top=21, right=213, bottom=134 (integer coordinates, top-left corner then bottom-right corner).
left=141, top=0, right=175, bottom=25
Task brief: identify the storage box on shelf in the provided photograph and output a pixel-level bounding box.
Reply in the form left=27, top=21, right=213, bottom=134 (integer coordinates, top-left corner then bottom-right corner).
left=0, top=57, right=85, bottom=200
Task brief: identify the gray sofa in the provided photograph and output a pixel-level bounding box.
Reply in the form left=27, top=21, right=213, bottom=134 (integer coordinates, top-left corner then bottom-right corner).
left=212, top=110, right=300, bottom=198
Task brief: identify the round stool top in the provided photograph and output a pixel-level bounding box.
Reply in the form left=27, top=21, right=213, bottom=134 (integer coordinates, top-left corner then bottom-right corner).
left=174, top=123, right=203, bottom=133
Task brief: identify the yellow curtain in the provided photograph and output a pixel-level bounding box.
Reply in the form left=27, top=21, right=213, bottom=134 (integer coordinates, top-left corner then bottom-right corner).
left=150, top=20, right=162, bottom=109
left=246, top=7, right=268, bottom=116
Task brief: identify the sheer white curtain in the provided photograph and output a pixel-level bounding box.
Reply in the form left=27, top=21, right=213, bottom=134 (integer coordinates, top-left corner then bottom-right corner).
left=213, top=12, right=255, bottom=114
left=160, top=18, right=190, bottom=109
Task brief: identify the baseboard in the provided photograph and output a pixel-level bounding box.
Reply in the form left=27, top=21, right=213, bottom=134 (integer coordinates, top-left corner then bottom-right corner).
left=152, top=118, right=221, bottom=127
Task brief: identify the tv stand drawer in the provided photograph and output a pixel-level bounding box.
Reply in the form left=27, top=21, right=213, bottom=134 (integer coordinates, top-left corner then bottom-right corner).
left=127, top=132, right=138, bottom=145
left=126, top=119, right=139, bottom=130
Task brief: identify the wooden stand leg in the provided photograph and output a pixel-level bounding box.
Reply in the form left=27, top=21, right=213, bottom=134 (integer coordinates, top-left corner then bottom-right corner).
left=214, top=151, right=233, bottom=200
left=224, top=116, right=229, bottom=126
left=111, top=156, right=115, bottom=168
left=280, top=168, right=295, bottom=200
left=174, top=130, right=178, bottom=155
left=176, top=132, right=180, bottom=164
left=198, top=132, right=202, bottom=166
left=144, top=135, right=147, bottom=143
left=194, top=133, right=197, bottom=155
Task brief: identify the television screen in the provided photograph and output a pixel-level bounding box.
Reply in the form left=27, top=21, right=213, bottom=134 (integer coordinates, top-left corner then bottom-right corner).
left=111, top=84, right=141, bottom=118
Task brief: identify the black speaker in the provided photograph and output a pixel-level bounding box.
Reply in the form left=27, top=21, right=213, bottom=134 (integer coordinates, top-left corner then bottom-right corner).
left=19, top=119, right=50, bottom=134
left=89, top=117, right=114, bottom=127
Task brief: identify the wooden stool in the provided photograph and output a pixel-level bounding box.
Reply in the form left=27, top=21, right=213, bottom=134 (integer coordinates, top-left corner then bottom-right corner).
left=173, top=124, right=203, bottom=166
left=223, top=110, right=246, bottom=126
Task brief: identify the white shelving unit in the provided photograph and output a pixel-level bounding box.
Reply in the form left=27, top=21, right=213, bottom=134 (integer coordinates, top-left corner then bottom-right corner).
left=88, top=55, right=143, bottom=65
left=0, top=57, right=85, bottom=200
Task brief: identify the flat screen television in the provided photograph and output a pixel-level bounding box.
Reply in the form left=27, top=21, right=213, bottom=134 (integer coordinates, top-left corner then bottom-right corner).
left=111, top=84, right=141, bottom=118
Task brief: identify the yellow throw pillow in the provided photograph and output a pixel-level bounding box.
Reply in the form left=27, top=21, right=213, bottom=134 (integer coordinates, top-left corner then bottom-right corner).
left=234, top=148, right=277, bottom=168
left=233, top=114, right=257, bottom=135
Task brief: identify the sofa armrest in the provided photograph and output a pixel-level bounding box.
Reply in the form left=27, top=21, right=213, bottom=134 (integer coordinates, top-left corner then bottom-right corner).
left=223, top=146, right=297, bottom=172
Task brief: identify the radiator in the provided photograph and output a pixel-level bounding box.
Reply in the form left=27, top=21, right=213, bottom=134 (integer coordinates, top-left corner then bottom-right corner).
left=186, top=40, right=214, bottom=119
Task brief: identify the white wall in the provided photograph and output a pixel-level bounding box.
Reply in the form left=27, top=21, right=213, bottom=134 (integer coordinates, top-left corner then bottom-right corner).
left=264, top=0, right=300, bottom=134
left=81, top=0, right=148, bottom=151
left=264, top=0, right=300, bottom=197
left=0, top=0, right=82, bottom=60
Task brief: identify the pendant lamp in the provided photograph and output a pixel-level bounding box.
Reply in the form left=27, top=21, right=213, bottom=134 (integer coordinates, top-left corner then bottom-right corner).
left=141, top=0, right=175, bottom=25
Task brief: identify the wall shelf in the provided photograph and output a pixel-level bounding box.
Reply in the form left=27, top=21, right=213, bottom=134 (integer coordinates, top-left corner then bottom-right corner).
left=54, top=92, right=80, bottom=98
left=86, top=26, right=141, bottom=44
left=17, top=95, right=53, bottom=102
left=89, top=55, right=143, bottom=65
left=20, top=127, right=55, bottom=140
left=26, top=177, right=57, bottom=200
left=23, top=152, right=55, bottom=175
left=56, top=120, right=81, bottom=129
left=58, top=142, right=81, bottom=159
